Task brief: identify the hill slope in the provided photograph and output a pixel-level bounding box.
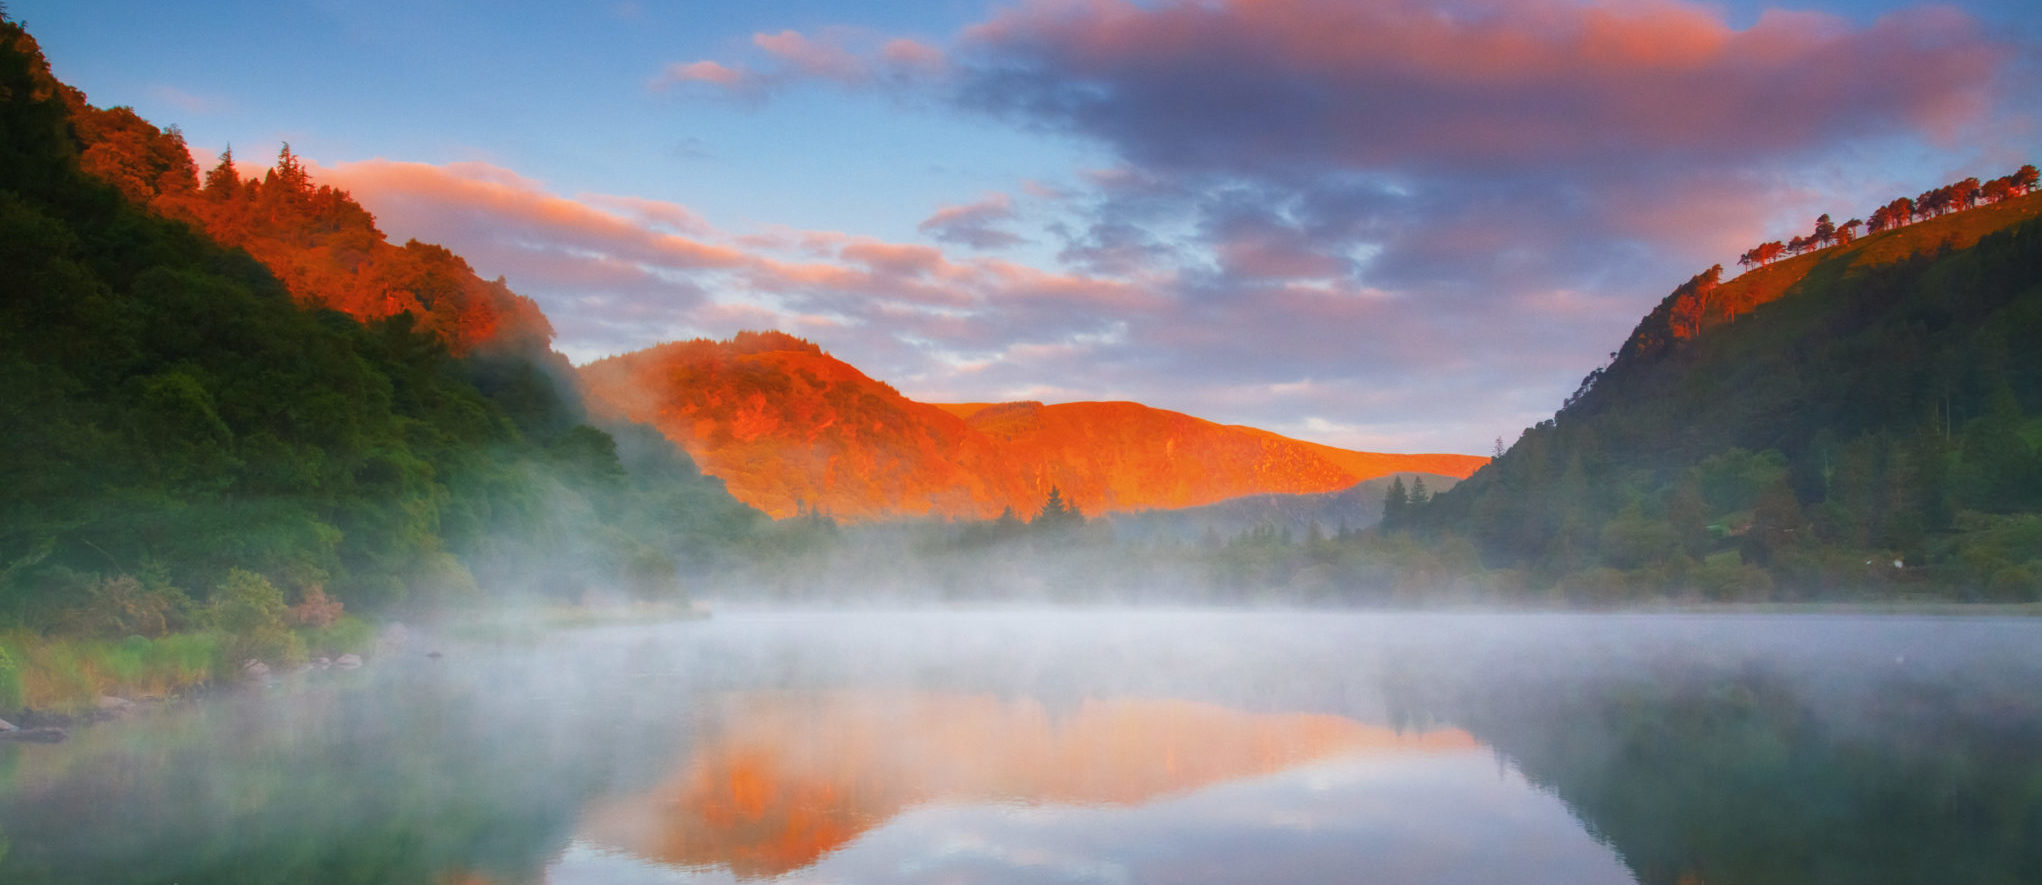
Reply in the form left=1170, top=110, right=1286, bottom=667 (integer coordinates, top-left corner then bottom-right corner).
left=1420, top=180, right=2042, bottom=600
left=579, top=333, right=1485, bottom=521
left=0, top=18, right=756, bottom=625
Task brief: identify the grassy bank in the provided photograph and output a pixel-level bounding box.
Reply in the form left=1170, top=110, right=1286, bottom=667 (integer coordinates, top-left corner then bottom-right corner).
left=0, top=617, right=375, bottom=716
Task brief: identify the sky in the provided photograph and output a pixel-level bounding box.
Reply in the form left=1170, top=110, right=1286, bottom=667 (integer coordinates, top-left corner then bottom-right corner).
left=14, top=0, right=2041, bottom=454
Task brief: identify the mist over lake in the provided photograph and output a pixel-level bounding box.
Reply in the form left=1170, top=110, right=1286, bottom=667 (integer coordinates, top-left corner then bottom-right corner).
left=5, top=609, right=2039, bottom=884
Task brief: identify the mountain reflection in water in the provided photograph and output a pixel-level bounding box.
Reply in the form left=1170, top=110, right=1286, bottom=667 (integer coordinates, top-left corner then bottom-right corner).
left=575, top=692, right=1480, bottom=878
left=3, top=611, right=2041, bottom=885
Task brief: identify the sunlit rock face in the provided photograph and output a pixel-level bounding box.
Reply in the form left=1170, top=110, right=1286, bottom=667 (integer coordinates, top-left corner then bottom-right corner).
left=577, top=332, right=1486, bottom=521
left=575, top=691, right=1478, bottom=879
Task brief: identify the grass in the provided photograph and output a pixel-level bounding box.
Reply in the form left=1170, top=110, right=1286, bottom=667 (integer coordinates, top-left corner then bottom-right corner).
left=0, top=630, right=222, bottom=713
left=0, top=617, right=379, bottom=715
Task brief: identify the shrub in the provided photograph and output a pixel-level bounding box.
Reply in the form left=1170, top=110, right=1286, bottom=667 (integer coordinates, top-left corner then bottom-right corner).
left=298, top=614, right=373, bottom=658
left=56, top=573, right=182, bottom=638
left=207, top=569, right=305, bottom=667
left=288, top=585, right=343, bottom=629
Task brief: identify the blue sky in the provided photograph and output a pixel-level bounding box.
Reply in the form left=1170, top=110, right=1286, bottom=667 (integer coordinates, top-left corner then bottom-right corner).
left=14, top=0, right=2040, bottom=453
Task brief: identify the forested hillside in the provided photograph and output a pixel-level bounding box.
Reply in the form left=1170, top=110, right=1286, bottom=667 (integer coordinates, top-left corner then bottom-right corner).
left=1418, top=178, right=2042, bottom=601
left=0, top=18, right=757, bottom=639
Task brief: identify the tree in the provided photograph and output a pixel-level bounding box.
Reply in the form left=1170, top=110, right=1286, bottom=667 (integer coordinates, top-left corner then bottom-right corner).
left=2014, top=164, right=2039, bottom=196
left=1836, top=218, right=1862, bottom=245
left=1812, top=214, right=1835, bottom=248
left=1410, top=476, right=1430, bottom=507
left=267, top=142, right=310, bottom=197
left=1382, top=477, right=1409, bottom=532
left=1031, top=486, right=1084, bottom=530
left=202, top=145, right=239, bottom=199
left=1955, top=177, right=1982, bottom=210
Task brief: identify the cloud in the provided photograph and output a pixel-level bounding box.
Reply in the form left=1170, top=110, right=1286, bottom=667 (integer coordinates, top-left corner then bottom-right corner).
left=659, top=28, right=945, bottom=97
left=945, top=0, right=2008, bottom=177
left=384, top=0, right=2027, bottom=452
left=653, top=59, right=749, bottom=89
left=919, top=192, right=1028, bottom=249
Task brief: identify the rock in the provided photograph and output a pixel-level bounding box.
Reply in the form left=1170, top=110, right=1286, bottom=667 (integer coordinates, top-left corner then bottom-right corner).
left=0, top=717, right=16, bottom=732
left=19, top=710, right=74, bottom=729
left=0, top=726, right=67, bottom=743
left=312, top=656, right=332, bottom=669
left=334, top=653, right=363, bottom=669
left=241, top=659, right=271, bottom=679
left=425, top=650, right=443, bottom=661
left=95, top=695, right=134, bottom=712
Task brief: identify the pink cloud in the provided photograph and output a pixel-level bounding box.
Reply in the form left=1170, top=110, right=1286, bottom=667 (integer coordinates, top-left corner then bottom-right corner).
left=947, top=0, right=2010, bottom=171
left=654, top=59, right=749, bottom=89
left=753, top=29, right=868, bottom=81
left=918, top=192, right=1026, bottom=249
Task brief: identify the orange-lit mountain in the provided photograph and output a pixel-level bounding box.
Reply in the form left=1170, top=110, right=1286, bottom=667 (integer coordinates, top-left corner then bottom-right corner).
left=63, top=99, right=551, bottom=355
left=578, top=332, right=1486, bottom=521
left=576, top=691, right=1479, bottom=879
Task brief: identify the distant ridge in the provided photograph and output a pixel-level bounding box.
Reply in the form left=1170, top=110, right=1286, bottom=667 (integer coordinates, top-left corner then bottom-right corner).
left=580, top=332, right=1485, bottom=521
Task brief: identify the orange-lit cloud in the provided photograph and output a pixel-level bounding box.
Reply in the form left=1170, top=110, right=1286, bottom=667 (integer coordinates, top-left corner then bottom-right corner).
left=674, top=0, right=2008, bottom=173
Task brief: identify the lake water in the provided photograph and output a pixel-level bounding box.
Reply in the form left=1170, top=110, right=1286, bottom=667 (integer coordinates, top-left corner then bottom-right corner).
left=3, top=610, right=2040, bottom=884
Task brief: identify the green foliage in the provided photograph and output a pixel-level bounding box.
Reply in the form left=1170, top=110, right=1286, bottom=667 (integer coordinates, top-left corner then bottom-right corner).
left=0, top=19, right=759, bottom=628
left=206, top=569, right=304, bottom=667
left=297, top=614, right=373, bottom=658
left=1418, top=185, right=2042, bottom=601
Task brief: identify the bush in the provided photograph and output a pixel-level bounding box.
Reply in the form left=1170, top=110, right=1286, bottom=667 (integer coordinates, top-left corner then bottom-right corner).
left=298, top=614, right=374, bottom=658
left=288, top=585, right=343, bottom=628
left=1987, top=565, right=2042, bottom=602
left=207, top=569, right=305, bottom=667
left=56, top=573, right=185, bottom=638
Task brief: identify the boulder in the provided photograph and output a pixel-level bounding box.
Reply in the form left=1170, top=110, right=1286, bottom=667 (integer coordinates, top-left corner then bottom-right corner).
left=0, top=717, right=16, bottom=732
left=241, top=659, right=271, bottom=679
left=335, top=653, right=363, bottom=669
left=95, top=695, right=134, bottom=712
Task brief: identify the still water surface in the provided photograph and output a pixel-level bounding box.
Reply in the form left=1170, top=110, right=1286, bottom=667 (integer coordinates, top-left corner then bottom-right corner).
left=3, top=610, right=2040, bottom=884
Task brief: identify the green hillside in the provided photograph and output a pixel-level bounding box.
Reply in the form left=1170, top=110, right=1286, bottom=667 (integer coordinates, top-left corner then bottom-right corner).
left=1419, top=184, right=2042, bottom=602
left=0, top=18, right=758, bottom=639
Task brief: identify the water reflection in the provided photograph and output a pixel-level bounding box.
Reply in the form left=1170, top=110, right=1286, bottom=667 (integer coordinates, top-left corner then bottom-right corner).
left=0, top=612, right=2039, bottom=885
left=576, top=692, right=1480, bottom=878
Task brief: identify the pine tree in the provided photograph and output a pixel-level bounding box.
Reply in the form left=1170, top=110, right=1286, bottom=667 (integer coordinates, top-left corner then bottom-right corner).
left=1032, top=486, right=1084, bottom=530
left=1382, top=477, right=1409, bottom=531
left=202, top=146, right=239, bottom=198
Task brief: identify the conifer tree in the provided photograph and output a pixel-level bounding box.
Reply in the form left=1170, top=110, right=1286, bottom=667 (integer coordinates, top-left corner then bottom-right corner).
left=202, top=146, right=239, bottom=198
left=1382, top=477, right=1409, bottom=531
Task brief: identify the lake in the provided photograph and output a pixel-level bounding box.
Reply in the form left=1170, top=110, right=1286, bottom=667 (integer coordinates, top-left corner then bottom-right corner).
left=3, top=610, right=2040, bottom=884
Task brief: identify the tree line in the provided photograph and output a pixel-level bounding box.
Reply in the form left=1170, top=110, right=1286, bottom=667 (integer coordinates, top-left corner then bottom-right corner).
left=1738, top=165, right=2037, bottom=269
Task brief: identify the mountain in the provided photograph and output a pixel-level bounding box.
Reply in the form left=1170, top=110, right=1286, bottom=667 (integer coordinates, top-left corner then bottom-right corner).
left=1419, top=175, right=2042, bottom=600
left=578, top=332, right=1486, bottom=522
left=0, top=18, right=756, bottom=627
